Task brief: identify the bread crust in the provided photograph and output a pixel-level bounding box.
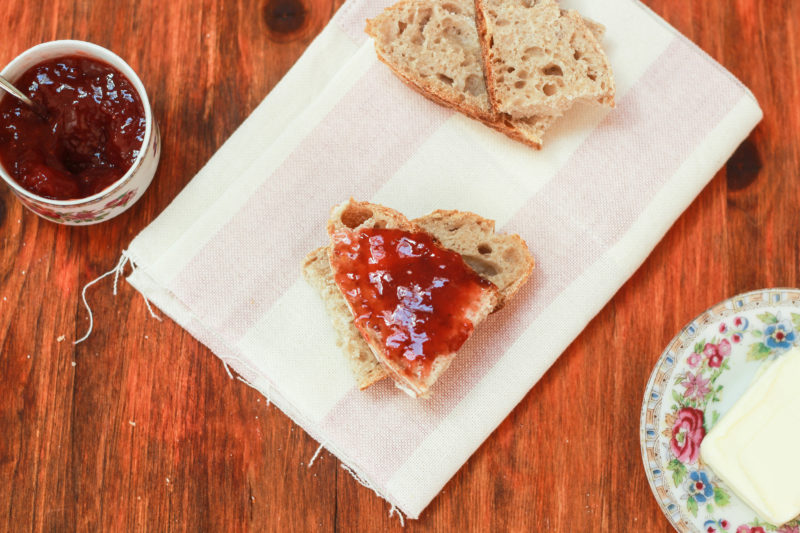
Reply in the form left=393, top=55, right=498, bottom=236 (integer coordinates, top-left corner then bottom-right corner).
left=472, top=0, right=497, bottom=111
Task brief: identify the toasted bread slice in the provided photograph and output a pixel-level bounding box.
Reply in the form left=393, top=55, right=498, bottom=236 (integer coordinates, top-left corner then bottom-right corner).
left=303, top=200, right=535, bottom=397
left=365, top=0, right=556, bottom=149
left=474, top=0, right=615, bottom=118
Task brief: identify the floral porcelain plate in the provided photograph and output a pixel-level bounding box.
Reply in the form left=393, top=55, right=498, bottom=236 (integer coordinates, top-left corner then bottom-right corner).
left=641, top=288, right=800, bottom=533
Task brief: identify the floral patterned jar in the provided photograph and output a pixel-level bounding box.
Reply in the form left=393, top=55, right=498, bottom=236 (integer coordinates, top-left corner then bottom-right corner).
left=0, top=40, right=160, bottom=225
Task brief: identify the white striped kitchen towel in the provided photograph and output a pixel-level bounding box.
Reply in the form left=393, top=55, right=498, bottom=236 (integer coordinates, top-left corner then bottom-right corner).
left=124, top=0, right=762, bottom=518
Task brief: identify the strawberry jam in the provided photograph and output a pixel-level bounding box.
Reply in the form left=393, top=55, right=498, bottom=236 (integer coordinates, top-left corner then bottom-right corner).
left=330, top=228, right=496, bottom=377
left=0, top=55, right=146, bottom=200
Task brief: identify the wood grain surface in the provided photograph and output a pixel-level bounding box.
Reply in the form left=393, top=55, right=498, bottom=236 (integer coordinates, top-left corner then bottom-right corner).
left=0, top=0, right=797, bottom=531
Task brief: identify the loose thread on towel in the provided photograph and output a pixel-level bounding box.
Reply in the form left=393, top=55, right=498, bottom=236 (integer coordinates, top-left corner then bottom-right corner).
left=340, top=465, right=406, bottom=526
left=140, top=295, right=163, bottom=323
left=307, top=443, right=324, bottom=468
left=235, top=375, right=272, bottom=406
left=221, top=360, right=234, bottom=380
left=340, top=464, right=380, bottom=496
left=340, top=464, right=384, bottom=510
left=75, top=251, right=162, bottom=345
left=236, top=375, right=255, bottom=387
left=389, top=504, right=406, bottom=527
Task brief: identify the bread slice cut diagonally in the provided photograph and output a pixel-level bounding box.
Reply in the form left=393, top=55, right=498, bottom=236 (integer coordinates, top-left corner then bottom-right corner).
left=474, top=0, right=615, bottom=118
left=365, top=0, right=556, bottom=149
left=302, top=200, right=535, bottom=396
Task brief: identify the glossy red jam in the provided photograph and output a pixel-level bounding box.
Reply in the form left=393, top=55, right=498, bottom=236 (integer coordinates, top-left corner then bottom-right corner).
left=0, top=55, right=146, bottom=200
left=330, top=228, right=495, bottom=377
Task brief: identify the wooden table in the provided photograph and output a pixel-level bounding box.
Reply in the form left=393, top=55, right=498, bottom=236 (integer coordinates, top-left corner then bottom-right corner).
left=1, top=1, right=796, bottom=530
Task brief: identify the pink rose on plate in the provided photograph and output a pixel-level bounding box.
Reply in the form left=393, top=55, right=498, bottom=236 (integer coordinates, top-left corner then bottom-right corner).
left=736, top=526, right=766, bottom=533
left=704, top=339, right=732, bottom=368
left=670, top=407, right=705, bottom=463
left=718, top=338, right=731, bottom=355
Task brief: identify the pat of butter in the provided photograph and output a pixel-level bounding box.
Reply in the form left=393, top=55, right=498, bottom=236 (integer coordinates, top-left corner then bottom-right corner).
left=700, top=346, right=800, bottom=526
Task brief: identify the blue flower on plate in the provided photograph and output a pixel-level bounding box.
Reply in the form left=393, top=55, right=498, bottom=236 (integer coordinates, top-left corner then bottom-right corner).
left=764, top=323, right=795, bottom=349
left=687, top=470, right=714, bottom=503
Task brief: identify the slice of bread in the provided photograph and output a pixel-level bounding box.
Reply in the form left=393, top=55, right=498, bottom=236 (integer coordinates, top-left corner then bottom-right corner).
left=474, top=0, right=615, bottom=118
left=303, top=200, right=535, bottom=397
left=413, top=209, right=534, bottom=308
left=302, top=247, right=389, bottom=389
left=365, top=0, right=556, bottom=149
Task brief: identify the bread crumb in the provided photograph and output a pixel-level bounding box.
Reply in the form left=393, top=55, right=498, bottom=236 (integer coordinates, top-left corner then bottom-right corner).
left=129, top=420, right=136, bottom=427
left=57, top=335, right=66, bottom=342
left=71, top=361, right=76, bottom=367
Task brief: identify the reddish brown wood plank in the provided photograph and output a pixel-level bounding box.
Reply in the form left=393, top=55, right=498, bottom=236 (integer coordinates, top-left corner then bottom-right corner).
left=0, top=0, right=797, bottom=530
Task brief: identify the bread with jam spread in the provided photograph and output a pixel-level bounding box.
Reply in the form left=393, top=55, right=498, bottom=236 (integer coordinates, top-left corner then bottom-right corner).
left=302, top=200, right=534, bottom=397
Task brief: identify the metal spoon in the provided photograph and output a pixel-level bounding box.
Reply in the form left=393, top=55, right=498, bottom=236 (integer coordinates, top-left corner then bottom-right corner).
left=0, top=74, right=47, bottom=117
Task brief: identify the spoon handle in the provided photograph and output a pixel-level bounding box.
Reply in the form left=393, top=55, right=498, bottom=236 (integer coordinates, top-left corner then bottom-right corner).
left=0, top=74, right=37, bottom=109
